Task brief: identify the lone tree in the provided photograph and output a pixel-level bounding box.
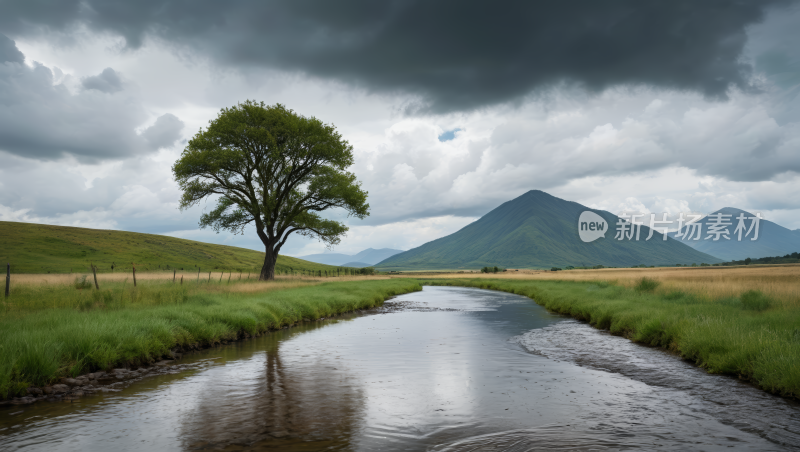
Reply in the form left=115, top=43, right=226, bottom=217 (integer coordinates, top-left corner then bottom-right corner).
left=172, top=101, right=369, bottom=280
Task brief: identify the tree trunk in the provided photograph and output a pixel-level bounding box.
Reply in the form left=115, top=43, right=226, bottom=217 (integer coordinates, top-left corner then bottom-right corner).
left=260, top=248, right=276, bottom=281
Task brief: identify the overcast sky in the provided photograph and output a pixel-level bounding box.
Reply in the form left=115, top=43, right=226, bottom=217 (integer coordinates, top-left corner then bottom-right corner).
left=2, top=0, right=799, bottom=256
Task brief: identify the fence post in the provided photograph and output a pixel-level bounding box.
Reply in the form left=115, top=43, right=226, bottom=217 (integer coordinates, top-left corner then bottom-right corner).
left=180, top=275, right=183, bottom=285
left=228, top=272, right=231, bottom=283
left=173, top=270, right=176, bottom=283
left=208, top=271, right=211, bottom=282
left=92, top=264, right=99, bottom=290
left=219, top=272, right=223, bottom=283
left=5, top=263, right=9, bottom=298
left=132, top=264, right=137, bottom=287
left=197, top=268, right=200, bottom=282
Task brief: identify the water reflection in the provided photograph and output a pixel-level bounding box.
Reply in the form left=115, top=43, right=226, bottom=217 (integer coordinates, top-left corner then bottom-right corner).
left=0, top=287, right=798, bottom=451
left=181, top=323, right=366, bottom=450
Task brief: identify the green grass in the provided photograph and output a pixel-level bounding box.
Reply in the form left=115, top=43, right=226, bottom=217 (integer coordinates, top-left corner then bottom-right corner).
left=0, top=279, right=421, bottom=398
left=0, top=221, right=341, bottom=274
left=421, top=278, right=800, bottom=399
left=634, top=277, right=661, bottom=293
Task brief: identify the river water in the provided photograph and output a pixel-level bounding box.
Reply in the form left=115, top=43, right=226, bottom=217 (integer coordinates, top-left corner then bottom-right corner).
left=1, top=286, right=799, bottom=451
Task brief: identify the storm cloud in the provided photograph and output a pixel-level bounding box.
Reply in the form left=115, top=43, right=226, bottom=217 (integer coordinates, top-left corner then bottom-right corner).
left=0, top=35, right=183, bottom=161
left=141, top=113, right=184, bottom=150
left=0, top=33, right=24, bottom=63
left=1, top=0, right=788, bottom=112
left=82, top=67, right=123, bottom=93
left=2, top=1, right=800, bottom=256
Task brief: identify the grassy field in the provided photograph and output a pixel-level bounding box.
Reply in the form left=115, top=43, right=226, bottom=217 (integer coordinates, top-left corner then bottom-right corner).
left=0, top=221, right=343, bottom=274
left=404, top=264, right=800, bottom=308
left=0, top=277, right=421, bottom=398
left=421, top=269, right=800, bottom=399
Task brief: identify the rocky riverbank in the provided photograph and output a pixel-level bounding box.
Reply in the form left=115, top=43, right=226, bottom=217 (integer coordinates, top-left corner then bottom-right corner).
left=1, top=353, right=203, bottom=406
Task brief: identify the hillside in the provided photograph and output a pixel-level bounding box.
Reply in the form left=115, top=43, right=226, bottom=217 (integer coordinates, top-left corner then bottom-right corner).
left=667, top=207, right=800, bottom=261
left=376, top=190, right=721, bottom=270
left=0, top=221, right=340, bottom=274
left=299, top=248, right=404, bottom=265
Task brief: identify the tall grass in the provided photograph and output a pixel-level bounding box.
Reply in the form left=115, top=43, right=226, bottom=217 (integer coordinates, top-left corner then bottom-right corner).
left=422, top=278, right=800, bottom=399
left=0, top=279, right=421, bottom=398
left=404, top=265, right=800, bottom=309
left=1, top=276, right=324, bottom=312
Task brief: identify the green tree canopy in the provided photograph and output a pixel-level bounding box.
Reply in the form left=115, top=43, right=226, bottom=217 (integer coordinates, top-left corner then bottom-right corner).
left=172, top=101, right=369, bottom=280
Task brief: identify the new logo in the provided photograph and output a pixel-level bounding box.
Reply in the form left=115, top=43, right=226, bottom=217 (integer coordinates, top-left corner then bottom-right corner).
left=579, top=211, right=607, bottom=243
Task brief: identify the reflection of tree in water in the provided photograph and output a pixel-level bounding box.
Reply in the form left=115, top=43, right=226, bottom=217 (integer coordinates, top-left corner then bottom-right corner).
left=180, top=321, right=366, bottom=451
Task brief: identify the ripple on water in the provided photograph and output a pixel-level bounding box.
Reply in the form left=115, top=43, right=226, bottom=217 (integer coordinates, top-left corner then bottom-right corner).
left=515, top=320, right=800, bottom=449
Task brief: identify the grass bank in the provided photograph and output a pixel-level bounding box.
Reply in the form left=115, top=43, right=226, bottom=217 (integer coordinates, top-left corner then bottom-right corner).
left=0, top=278, right=421, bottom=398
left=422, top=278, right=800, bottom=399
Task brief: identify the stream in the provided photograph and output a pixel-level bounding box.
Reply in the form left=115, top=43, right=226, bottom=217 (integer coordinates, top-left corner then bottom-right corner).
left=1, top=286, right=799, bottom=451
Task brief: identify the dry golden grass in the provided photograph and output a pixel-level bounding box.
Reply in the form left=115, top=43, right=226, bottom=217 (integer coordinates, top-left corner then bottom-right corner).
left=1, top=272, right=396, bottom=313
left=400, top=264, right=800, bottom=308
left=9, top=271, right=390, bottom=292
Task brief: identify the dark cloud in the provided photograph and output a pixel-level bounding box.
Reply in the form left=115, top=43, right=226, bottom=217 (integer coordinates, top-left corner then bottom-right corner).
left=142, top=113, right=184, bottom=149
left=0, top=0, right=789, bottom=112
left=0, top=33, right=24, bottom=63
left=0, top=36, right=181, bottom=161
left=82, top=67, right=123, bottom=93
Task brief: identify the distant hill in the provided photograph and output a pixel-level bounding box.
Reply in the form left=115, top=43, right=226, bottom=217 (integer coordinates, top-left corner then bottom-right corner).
left=667, top=207, right=800, bottom=261
left=0, top=221, right=340, bottom=274
left=300, top=248, right=404, bottom=266
left=376, top=190, right=721, bottom=270
left=296, top=252, right=353, bottom=266
left=341, top=261, right=372, bottom=268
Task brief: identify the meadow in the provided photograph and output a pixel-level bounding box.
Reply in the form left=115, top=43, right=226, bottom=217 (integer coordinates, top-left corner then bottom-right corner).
left=405, top=264, right=800, bottom=308
left=0, top=276, right=421, bottom=398
left=0, top=221, right=343, bottom=274
left=421, top=265, right=800, bottom=399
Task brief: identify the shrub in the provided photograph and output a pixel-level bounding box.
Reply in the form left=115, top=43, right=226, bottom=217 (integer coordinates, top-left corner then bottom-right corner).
left=740, top=290, right=772, bottom=311
left=634, top=277, right=660, bottom=293
left=662, top=290, right=686, bottom=301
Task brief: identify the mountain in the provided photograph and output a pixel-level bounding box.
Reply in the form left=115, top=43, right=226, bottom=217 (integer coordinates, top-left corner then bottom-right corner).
left=375, top=190, right=721, bottom=270
left=341, top=261, right=372, bottom=268
left=294, top=253, right=352, bottom=266
left=667, top=207, right=800, bottom=261
left=0, top=221, right=339, bottom=274
left=299, top=248, right=404, bottom=266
